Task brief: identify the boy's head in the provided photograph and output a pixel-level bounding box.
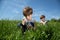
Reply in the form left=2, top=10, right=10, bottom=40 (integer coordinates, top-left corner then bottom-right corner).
left=40, top=15, right=45, bottom=21
left=23, top=6, right=33, bottom=20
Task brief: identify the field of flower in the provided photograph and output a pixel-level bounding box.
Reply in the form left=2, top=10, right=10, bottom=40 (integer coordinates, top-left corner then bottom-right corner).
left=0, top=20, right=60, bottom=40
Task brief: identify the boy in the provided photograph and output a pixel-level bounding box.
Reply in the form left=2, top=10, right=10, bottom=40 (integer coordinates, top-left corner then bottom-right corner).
left=18, top=7, right=36, bottom=34
left=40, top=15, right=47, bottom=25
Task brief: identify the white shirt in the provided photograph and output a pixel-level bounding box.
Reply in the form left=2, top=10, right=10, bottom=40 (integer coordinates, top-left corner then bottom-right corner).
left=22, top=17, right=35, bottom=26
left=40, top=20, right=47, bottom=25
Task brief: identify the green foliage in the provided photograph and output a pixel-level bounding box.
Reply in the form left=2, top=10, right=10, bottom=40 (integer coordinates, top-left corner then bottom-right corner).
left=0, top=20, right=60, bottom=40
left=50, top=18, right=60, bottom=22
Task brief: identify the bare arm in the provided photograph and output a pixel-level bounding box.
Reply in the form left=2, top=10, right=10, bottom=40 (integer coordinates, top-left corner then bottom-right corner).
left=22, top=19, right=26, bottom=25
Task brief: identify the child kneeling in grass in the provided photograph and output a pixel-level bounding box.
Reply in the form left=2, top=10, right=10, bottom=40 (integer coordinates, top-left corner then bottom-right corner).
left=40, top=15, right=47, bottom=25
left=18, top=6, right=36, bottom=34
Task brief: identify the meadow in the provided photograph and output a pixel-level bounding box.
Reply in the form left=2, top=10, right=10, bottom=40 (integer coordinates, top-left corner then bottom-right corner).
left=0, top=19, right=60, bottom=40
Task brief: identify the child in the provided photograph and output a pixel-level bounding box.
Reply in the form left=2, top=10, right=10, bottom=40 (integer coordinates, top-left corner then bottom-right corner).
left=19, top=7, right=36, bottom=33
left=40, top=15, right=47, bottom=25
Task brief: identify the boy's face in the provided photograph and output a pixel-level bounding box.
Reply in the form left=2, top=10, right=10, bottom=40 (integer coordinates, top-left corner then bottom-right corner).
left=26, top=14, right=32, bottom=20
left=41, top=18, right=45, bottom=21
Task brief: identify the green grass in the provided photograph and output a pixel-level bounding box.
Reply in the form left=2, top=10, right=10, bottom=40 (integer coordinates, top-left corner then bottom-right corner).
left=0, top=20, right=60, bottom=40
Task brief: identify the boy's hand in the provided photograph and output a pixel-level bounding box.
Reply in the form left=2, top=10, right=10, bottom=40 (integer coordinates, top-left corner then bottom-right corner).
left=22, top=19, right=26, bottom=25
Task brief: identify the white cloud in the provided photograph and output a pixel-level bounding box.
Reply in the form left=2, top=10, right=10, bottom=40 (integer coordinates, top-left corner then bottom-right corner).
left=15, top=11, right=20, bottom=14
left=33, top=8, right=47, bottom=17
left=52, top=16, right=60, bottom=19
left=12, top=9, right=20, bottom=14
left=5, top=0, right=29, bottom=9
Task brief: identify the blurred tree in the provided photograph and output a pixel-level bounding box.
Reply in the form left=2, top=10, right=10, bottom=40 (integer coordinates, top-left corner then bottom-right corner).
left=51, top=18, right=57, bottom=22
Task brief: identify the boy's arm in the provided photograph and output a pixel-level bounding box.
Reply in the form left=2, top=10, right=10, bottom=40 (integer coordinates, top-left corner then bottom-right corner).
left=22, top=19, right=26, bottom=25
left=22, top=17, right=27, bottom=25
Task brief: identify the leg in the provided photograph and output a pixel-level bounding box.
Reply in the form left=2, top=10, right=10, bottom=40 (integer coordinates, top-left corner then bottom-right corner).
left=22, top=24, right=27, bottom=34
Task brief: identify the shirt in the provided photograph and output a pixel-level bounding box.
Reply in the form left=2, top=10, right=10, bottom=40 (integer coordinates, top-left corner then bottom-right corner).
left=22, top=17, right=35, bottom=27
left=40, top=20, right=47, bottom=25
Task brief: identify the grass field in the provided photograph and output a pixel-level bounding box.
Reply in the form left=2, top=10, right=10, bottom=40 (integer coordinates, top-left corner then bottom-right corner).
left=0, top=20, right=60, bottom=40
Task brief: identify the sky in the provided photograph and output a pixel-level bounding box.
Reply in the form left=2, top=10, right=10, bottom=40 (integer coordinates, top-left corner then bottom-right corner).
left=0, top=0, right=60, bottom=21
